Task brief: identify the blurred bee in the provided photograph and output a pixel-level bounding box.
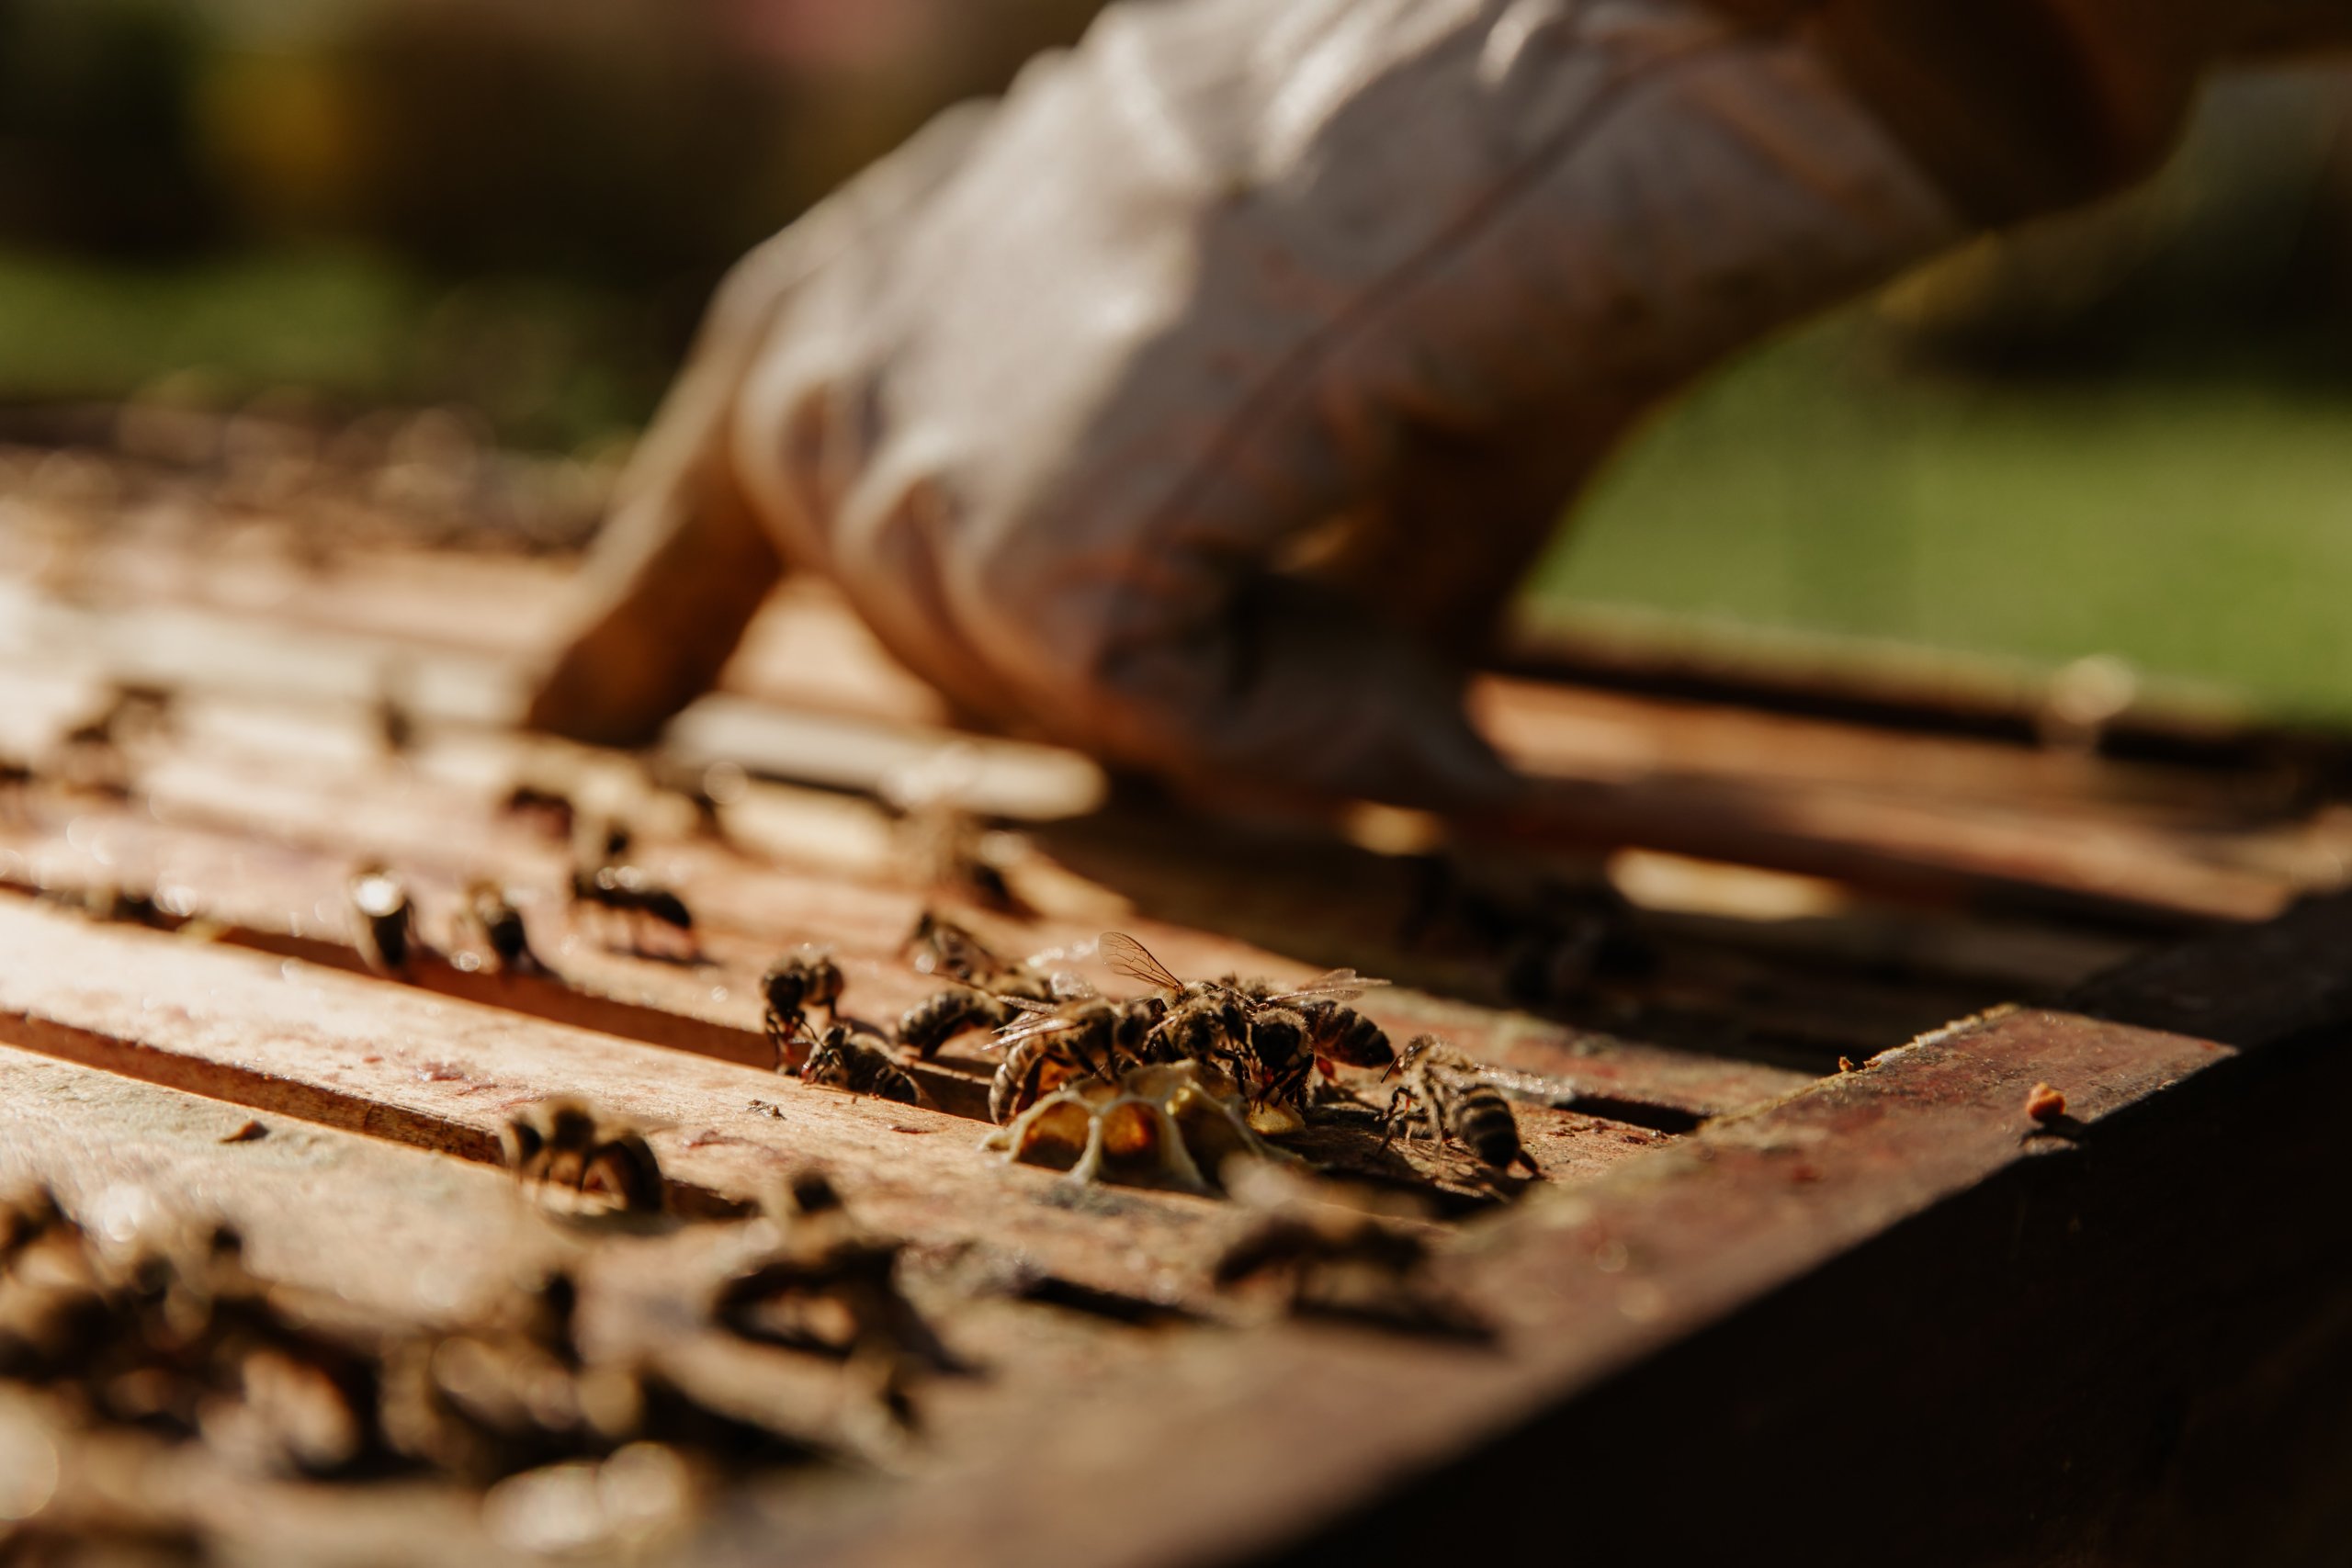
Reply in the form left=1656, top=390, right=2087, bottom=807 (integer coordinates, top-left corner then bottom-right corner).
left=762, top=949, right=846, bottom=1070
left=987, top=996, right=1162, bottom=1124
left=375, top=687, right=416, bottom=756
left=1382, top=1035, right=1539, bottom=1178
left=713, top=1174, right=955, bottom=1369
left=52, top=882, right=169, bottom=930
left=499, top=782, right=577, bottom=840
left=569, top=864, right=697, bottom=959
left=58, top=682, right=171, bottom=752
left=801, top=1025, right=925, bottom=1107
left=901, top=912, right=1046, bottom=993
left=349, top=864, right=417, bottom=975
left=500, top=1098, right=665, bottom=1215
left=465, top=880, right=545, bottom=976
left=1215, top=1202, right=1486, bottom=1340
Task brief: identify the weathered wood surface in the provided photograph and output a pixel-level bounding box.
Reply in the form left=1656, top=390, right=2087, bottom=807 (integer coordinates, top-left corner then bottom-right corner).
left=9, top=919, right=2340, bottom=1567
left=6, top=539, right=2347, bottom=919
left=6, top=448, right=2352, bottom=1566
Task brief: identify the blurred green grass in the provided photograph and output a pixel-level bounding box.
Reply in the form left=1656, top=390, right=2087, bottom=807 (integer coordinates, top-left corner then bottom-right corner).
left=1532, top=316, right=2352, bottom=725
left=0, top=244, right=669, bottom=450
left=6, top=242, right=2352, bottom=725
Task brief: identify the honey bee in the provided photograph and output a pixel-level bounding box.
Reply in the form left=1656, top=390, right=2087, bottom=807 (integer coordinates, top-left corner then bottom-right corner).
left=899, top=987, right=1019, bottom=1059
left=1297, top=998, right=1395, bottom=1071
left=988, top=995, right=1162, bottom=1124
left=1239, top=1007, right=1314, bottom=1122
left=899, top=912, right=1072, bottom=1059
left=349, top=864, right=417, bottom=975
left=1099, top=933, right=1388, bottom=1116
left=1383, top=1035, right=1539, bottom=1178
left=762, top=949, right=846, bottom=1070
left=465, top=880, right=545, bottom=976
left=901, top=912, right=1044, bottom=992
left=568, top=864, right=697, bottom=958
left=499, top=1098, right=665, bottom=1214
left=801, top=1025, right=925, bottom=1107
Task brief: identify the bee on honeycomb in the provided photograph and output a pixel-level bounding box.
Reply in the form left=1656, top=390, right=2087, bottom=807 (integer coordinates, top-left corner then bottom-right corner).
left=984, top=1059, right=1282, bottom=1195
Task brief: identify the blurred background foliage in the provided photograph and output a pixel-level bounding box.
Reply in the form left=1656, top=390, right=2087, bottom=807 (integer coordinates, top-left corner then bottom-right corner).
left=3, top=1, right=2352, bottom=717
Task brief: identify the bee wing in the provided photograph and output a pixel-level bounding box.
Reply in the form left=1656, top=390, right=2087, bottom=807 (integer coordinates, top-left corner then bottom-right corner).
left=908, top=918, right=1004, bottom=980
left=992, top=1009, right=1081, bottom=1051
left=1261, top=969, right=1391, bottom=1005
left=997, top=995, right=1061, bottom=1015
left=1468, top=1066, right=1581, bottom=1108
left=1044, top=971, right=1099, bottom=1003
left=1100, top=931, right=1185, bottom=993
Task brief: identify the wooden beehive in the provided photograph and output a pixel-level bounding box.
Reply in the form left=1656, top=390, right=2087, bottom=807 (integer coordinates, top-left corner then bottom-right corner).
left=0, top=416, right=2348, bottom=1565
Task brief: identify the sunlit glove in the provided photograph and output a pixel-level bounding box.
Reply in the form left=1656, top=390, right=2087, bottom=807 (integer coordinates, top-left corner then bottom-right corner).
left=532, top=0, right=2235, bottom=807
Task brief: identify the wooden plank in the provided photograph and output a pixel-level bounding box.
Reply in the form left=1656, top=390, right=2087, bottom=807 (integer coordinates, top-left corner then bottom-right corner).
left=1493, top=770, right=2302, bottom=923
left=0, top=956, right=2332, bottom=1568
left=0, top=796, right=1807, bottom=1123
left=2062, top=886, right=2352, bottom=1047
left=0, top=695, right=1817, bottom=1121
left=722, top=1008, right=2259, bottom=1568
left=0, top=898, right=1668, bottom=1293
left=9, top=561, right=2347, bottom=921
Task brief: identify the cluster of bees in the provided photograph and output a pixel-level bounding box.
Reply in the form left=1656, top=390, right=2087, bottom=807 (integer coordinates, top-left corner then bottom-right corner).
left=0, top=1171, right=950, bottom=1530
left=485, top=903, right=1539, bottom=1203
left=753, top=916, right=1540, bottom=1194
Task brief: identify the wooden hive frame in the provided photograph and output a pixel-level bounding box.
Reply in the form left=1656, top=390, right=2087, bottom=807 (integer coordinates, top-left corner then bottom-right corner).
left=0, top=426, right=2348, bottom=1565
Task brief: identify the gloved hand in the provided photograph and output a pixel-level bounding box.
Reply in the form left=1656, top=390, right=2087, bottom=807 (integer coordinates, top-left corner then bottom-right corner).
left=526, top=0, right=2278, bottom=808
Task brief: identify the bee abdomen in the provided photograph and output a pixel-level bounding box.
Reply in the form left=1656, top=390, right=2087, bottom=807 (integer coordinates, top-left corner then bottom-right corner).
left=1452, top=1086, right=1528, bottom=1171
left=1300, top=1000, right=1393, bottom=1069
left=847, top=1052, right=923, bottom=1105
left=899, top=989, right=1011, bottom=1057
left=989, top=1040, right=1075, bottom=1125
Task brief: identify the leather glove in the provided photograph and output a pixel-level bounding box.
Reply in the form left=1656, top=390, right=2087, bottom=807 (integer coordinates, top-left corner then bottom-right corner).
left=528, top=0, right=2276, bottom=807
